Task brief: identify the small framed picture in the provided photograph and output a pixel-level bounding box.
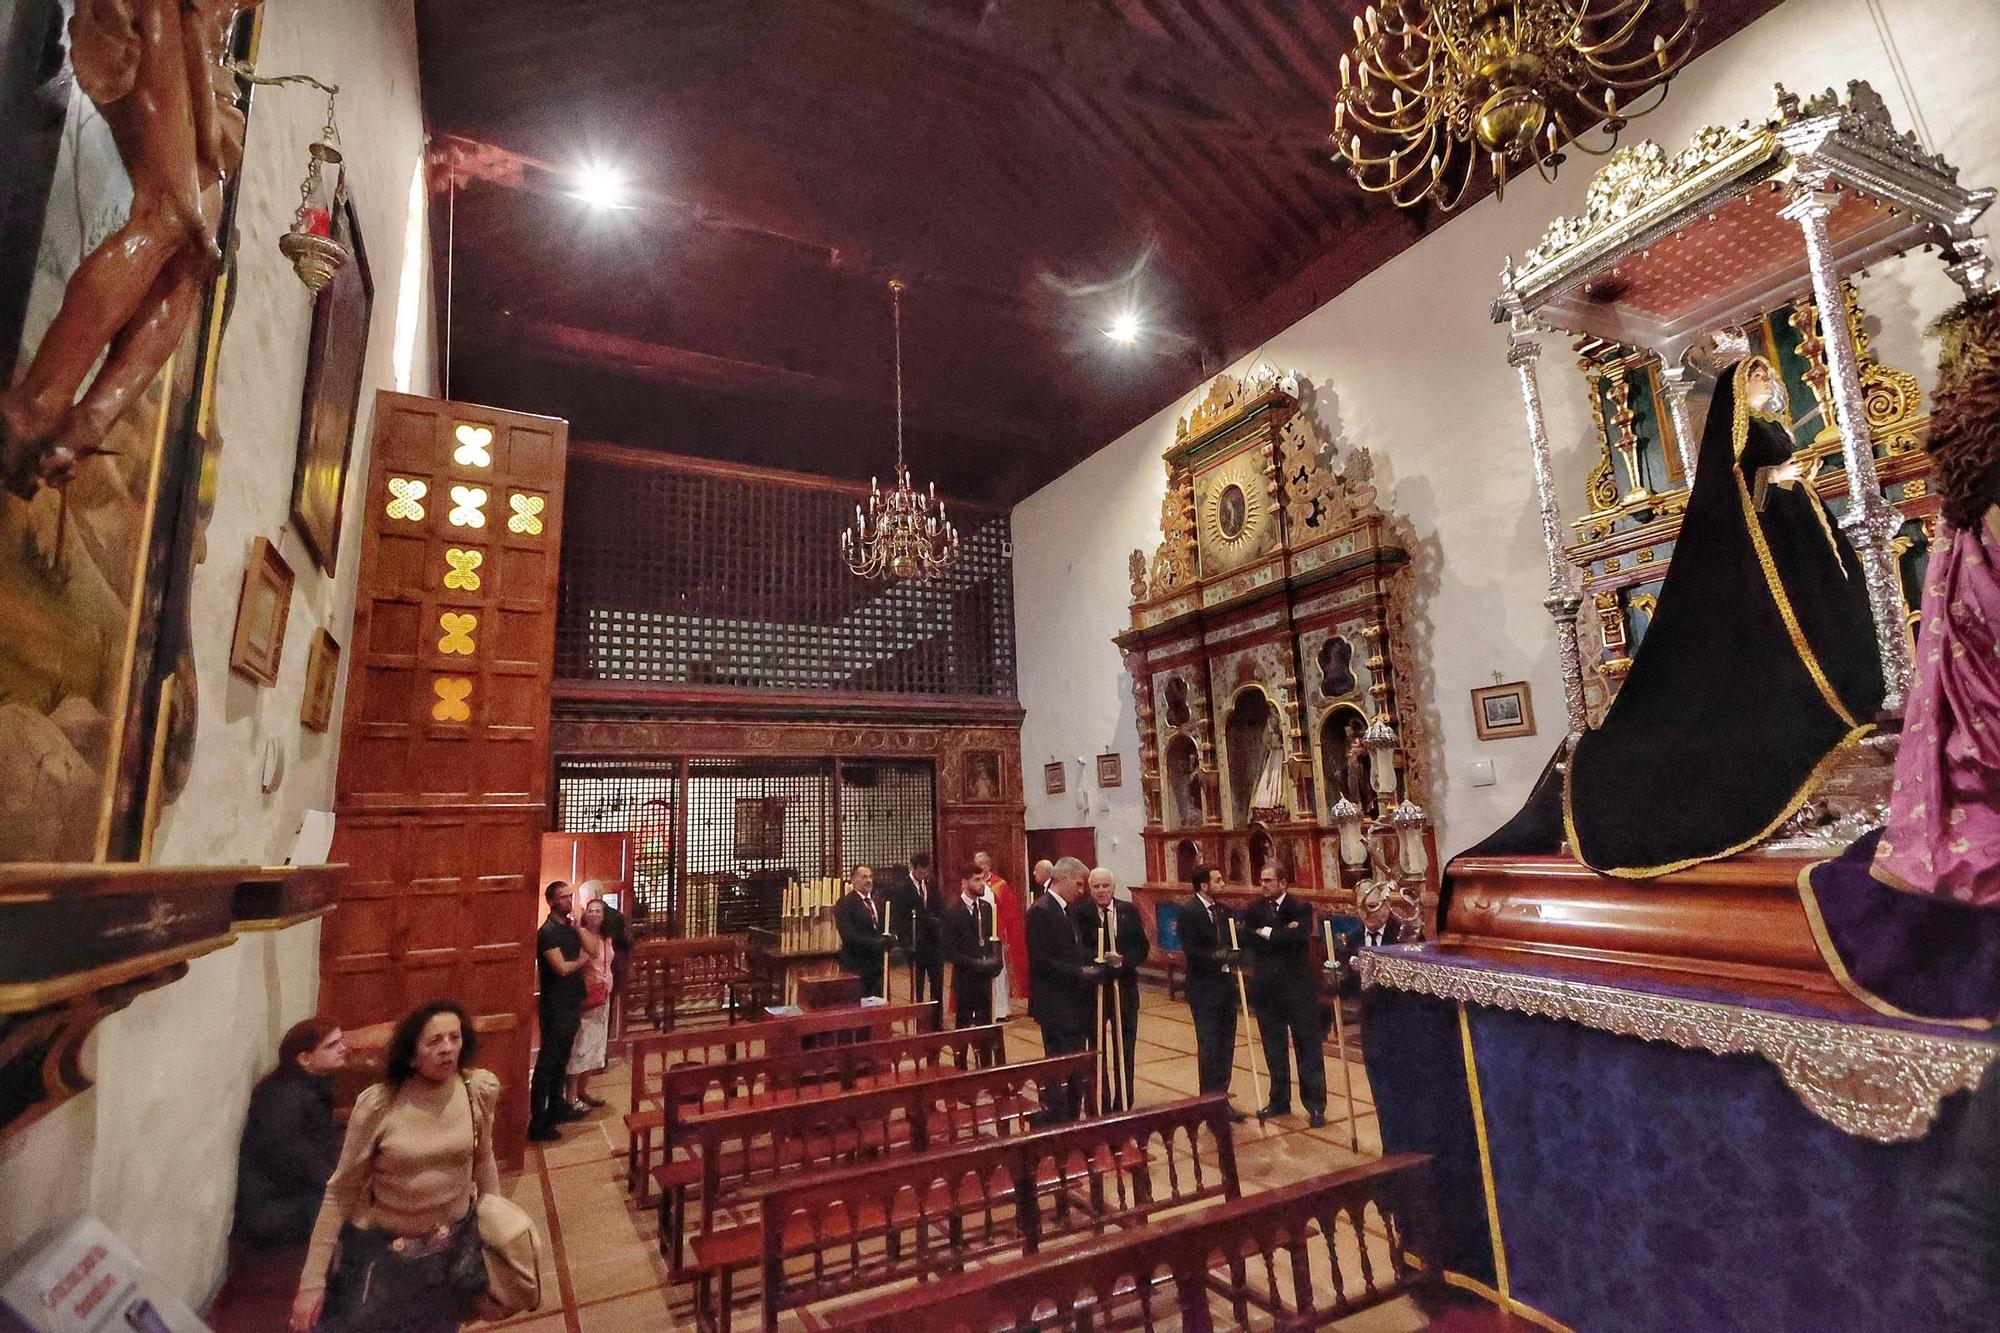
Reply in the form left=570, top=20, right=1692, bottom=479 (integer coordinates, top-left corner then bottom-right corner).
left=1096, top=752, right=1123, bottom=788
left=300, top=629, right=341, bottom=732
left=230, top=537, right=296, bottom=686
left=963, top=750, right=1001, bottom=801
left=1471, top=680, right=1536, bottom=741
left=1044, top=761, right=1066, bottom=796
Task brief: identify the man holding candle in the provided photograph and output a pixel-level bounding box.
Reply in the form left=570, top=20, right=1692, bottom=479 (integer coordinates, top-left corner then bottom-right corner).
left=975, top=850, right=1029, bottom=1006
left=1073, top=867, right=1148, bottom=1111
left=941, top=863, right=1003, bottom=1027
left=1027, top=857, right=1104, bottom=1122
left=1246, top=864, right=1327, bottom=1127
left=833, top=864, right=892, bottom=998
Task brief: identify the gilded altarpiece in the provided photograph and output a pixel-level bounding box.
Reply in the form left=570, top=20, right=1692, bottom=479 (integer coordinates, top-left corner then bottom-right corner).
left=1118, top=367, right=1437, bottom=927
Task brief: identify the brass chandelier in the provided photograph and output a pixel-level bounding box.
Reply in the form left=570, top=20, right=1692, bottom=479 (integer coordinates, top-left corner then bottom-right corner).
left=1332, top=0, right=1701, bottom=211
left=841, top=279, right=960, bottom=582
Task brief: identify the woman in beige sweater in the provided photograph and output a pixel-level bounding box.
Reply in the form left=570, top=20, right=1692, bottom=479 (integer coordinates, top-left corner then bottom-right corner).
left=291, top=1000, right=499, bottom=1332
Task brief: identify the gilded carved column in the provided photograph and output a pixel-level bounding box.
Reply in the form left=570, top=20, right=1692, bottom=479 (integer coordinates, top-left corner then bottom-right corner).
left=1781, top=182, right=1914, bottom=712
left=1509, top=319, right=1589, bottom=739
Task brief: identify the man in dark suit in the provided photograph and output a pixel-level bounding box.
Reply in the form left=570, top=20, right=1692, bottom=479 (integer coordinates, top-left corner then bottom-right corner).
left=1072, top=867, right=1149, bottom=1111
left=1178, top=866, right=1246, bottom=1120
left=940, top=862, right=1002, bottom=1027
left=1027, top=856, right=1102, bottom=1121
left=1334, top=907, right=1407, bottom=995
left=832, top=864, right=892, bottom=997
left=1246, top=864, right=1327, bottom=1126
left=892, top=852, right=946, bottom=1006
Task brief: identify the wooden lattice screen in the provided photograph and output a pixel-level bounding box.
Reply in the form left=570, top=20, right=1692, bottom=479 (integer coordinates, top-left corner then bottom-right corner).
left=556, top=449, right=1015, bottom=697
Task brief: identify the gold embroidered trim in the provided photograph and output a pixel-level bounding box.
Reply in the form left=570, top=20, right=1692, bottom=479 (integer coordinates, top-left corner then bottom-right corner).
left=1563, top=723, right=1874, bottom=878
left=1796, top=860, right=1999, bottom=1031
left=1441, top=1272, right=1579, bottom=1333
left=1734, top=461, right=1862, bottom=727
left=1457, top=1004, right=1510, bottom=1300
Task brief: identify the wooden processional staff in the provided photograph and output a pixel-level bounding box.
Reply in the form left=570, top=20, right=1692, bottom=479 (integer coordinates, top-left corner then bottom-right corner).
left=1227, top=916, right=1268, bottom=1117
left=1323, top=918, right=1360, bottom=1151
left=1097, top=922, right=1128, bottom=1112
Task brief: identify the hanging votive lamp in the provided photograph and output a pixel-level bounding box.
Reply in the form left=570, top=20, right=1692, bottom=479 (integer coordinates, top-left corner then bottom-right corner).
left=1330, top=796, right=1368, bottom=867
left=1389, top=800, right=1430, bottom=878
left=281, top=138, right=348, bottom=293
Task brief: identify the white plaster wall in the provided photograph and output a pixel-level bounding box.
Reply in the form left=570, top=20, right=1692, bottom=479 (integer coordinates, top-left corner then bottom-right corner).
left=1013, top=0, right=2000, bottom=880
left=0, top=0, right=432, bottom=1306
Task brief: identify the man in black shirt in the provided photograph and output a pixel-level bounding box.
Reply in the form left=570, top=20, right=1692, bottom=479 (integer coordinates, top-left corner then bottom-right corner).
left=531, top=881, right=596, bottom=1141
left=1246, top=864, right=1327, bottom=1126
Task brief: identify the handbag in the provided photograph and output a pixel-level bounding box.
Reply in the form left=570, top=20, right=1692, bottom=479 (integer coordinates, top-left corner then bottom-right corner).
left=583, top=961, right=610, bottom=1009
left=460, top=1074, right=544, bottom=1317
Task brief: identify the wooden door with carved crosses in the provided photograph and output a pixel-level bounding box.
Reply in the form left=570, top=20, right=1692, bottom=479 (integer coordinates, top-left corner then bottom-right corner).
left=323, top=391, right=566, bottom=1165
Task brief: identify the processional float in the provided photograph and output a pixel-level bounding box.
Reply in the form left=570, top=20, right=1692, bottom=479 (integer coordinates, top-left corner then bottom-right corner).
left=1360, top=83, right=2000, bottom=1333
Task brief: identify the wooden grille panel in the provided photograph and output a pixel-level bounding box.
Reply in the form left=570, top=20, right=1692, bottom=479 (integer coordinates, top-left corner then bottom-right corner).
left=325, top=391, right=568, bottom=1166
left=556, top=454, right=1015, bottom=696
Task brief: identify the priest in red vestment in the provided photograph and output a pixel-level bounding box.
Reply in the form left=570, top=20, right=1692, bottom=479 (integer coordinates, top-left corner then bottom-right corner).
left=975, top=850, right=1030, bottom=1003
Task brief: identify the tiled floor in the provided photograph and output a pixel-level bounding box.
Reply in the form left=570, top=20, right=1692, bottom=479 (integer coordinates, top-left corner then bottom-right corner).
left=476, top=985, right=1389, bottom=1333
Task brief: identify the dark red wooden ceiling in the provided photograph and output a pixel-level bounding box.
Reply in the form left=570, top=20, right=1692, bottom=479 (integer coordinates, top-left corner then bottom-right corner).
left=415, top=0, right=1779, bottom=506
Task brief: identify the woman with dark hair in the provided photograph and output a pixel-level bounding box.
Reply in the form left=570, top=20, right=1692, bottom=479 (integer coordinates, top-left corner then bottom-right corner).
left=291, top=1000, right=499, bottom=1332
left=235, top=1019, right=348, bottom=1247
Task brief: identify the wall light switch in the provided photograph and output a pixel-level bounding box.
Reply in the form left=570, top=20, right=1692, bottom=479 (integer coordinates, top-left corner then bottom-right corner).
left=1469, top=759, right=1496, bottom=787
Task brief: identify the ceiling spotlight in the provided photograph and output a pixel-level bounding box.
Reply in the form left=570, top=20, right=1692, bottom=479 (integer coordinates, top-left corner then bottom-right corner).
left=571, top=160, right=632, bottom=211
left=1105, top=312, right=1141, bottom=343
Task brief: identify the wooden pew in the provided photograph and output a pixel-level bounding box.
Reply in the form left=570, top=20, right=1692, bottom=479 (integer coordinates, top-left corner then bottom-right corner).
left=625, top=1000, right=937, bottom=1197
left=642, top=1024, right=1008, bottom=1239
left=683, top=1094, right=1239, bottom=1333
left=819, top=1152, right=1519, bottom=1333
left=663, top=1052, right=1097, bottom=1274
left=624, top=934, right=761, bottom=1031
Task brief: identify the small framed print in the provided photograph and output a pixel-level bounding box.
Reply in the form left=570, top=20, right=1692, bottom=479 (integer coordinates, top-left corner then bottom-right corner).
left=1096, top=752, right=1123, bottom=788
left=1044, top=761, right=1066, bottom=796
left=230, top=537, right=296, bottom=686
left=1471, top=680, right=1536, bottom=741
left=300, top=630, right=341, bottom=732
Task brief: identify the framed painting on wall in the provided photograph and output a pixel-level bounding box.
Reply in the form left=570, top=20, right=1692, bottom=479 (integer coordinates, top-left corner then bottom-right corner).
left=1043, top=761, right=1065, bottom=796
left=290, top=191, right=373, bottom=576
left=1096, top=753, right=1122, bottom=788
left=230, top=538, right=295, bottom=686
left=0, top=6, right=259, bottom=861
left=963, top=750, right=1001, bottom=801
left=1471, top=680, right=1536, bottom=741
left=300, top=629, right=341, bottom=732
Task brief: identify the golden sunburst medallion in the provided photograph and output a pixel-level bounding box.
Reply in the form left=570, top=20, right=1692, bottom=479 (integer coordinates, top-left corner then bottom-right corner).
left=1202, top=478, right=1264, bottom=551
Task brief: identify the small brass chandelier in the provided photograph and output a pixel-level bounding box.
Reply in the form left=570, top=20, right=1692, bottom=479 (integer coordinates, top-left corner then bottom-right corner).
left=1332, top=0, right=1701, bottom=211
left=233, top=63, right=349, bottom=291
left=841, top=279, right=960, bottom=582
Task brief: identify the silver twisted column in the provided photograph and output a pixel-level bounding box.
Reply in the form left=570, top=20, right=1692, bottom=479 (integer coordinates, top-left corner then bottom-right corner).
left=1509, top=320, right=1589, bottom=739
left=1781, top=184, right=1914, bottom=713
left=1658, top=360, right=1701, bottom=484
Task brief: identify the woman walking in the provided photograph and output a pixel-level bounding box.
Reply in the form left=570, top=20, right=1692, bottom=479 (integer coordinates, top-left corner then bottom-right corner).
left=291, top=1000, right=499, bottom=1332
left=567, top=896, right=615, bottom=1108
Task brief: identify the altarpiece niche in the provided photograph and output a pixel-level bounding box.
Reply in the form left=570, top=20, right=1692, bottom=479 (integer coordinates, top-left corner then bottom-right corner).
left=1118, top=366, right=1437, bottom=934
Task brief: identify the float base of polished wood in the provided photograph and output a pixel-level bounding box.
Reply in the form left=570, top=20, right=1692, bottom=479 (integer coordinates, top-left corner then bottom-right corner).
left=1442, top=851, right=1840, bottom=995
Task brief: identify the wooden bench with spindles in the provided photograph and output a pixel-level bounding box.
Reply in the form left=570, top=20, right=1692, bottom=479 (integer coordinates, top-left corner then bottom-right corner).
left=681, top=1093, right=1242, bottom=1333
left=821, top=1152, right=1544, bottom=1333
left=641, top=1024, right=1008, bottom=1244
left=624, top=1000, right=937, bottom=1198
left=661, top=1052, right=1097, bottom=1274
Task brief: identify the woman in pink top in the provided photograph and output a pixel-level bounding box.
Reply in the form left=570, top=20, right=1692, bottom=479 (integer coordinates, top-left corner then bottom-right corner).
left=567, top=896, right=615, bottom=1108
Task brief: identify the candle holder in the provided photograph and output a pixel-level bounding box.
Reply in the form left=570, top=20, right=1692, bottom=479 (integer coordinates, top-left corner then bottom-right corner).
left=1388, top=800, right=1431, bottom=878
left=1361, top=715, right=1400, bottom=804
left=233, top=64, right=348, bottom=293
left=1330, top=796, right=1368, bottom=868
